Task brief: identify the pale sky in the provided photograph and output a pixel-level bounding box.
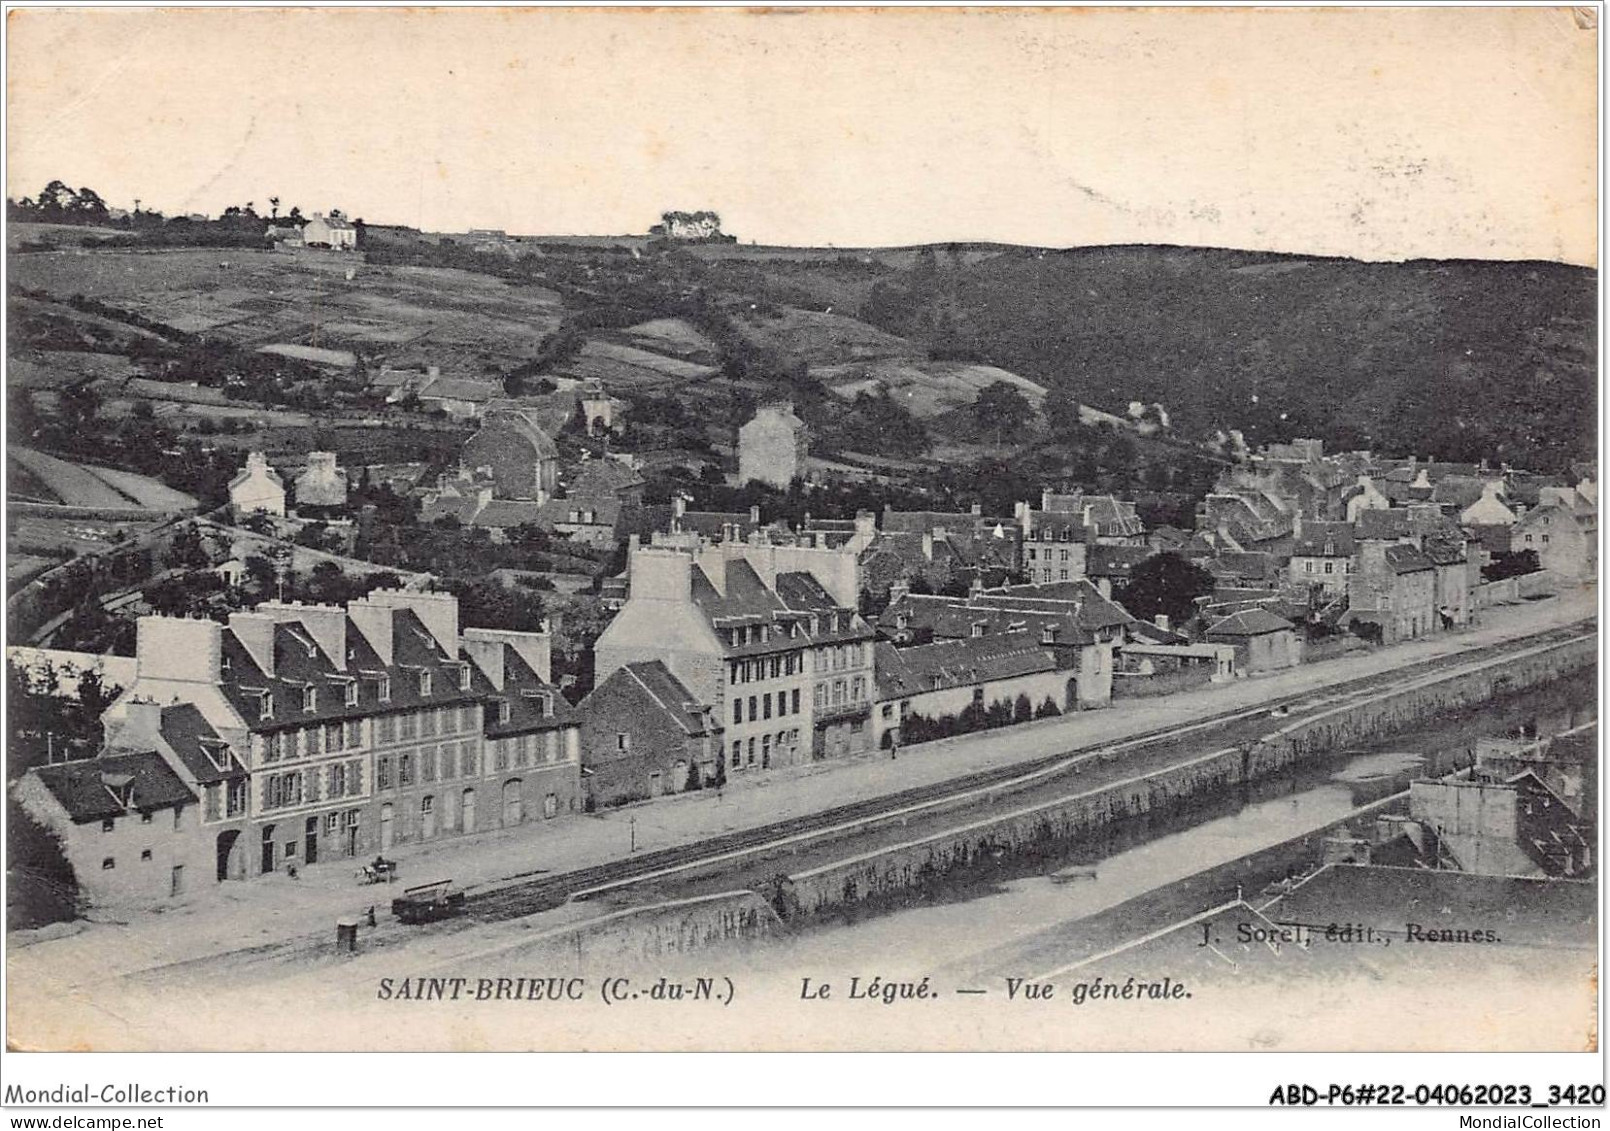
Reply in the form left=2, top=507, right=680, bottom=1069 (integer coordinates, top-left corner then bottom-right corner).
left=6, top=6, right=1599, bottom=264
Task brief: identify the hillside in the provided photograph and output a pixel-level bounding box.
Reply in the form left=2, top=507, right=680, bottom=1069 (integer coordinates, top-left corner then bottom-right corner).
left=844, top=244, right=1595, bottom=473
left=9, top=235, right=1594, bottom=476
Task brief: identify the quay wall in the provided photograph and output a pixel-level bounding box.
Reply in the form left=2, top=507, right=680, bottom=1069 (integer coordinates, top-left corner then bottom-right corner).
left=784, top=633, right=1595, bottom=919
left=485, top=889, right=782, bottom=968
left=543, top=632, right=1593, bottom=961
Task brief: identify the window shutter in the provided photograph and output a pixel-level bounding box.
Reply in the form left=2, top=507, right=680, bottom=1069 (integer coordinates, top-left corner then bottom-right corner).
left=306, top=768, right=321, bottom=803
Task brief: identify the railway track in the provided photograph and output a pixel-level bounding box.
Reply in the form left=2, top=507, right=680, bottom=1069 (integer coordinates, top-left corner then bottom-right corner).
left=464, top=620, right=1595, bottom=923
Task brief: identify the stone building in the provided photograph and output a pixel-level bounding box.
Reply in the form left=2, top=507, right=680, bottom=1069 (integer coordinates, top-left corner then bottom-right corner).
left=738, top=403, right=808, bottom=489
left=593, top=543, right=876, bottom=773
left=228, top=452, right=285, bottom=517
left=877, top=580, right=1133, bottom=711
left=1348, top=541, right=1436, bottom=643
left=579, top=660, right=723, bottom=808
left=462, top=403, right=560, bottom=503
left=293, top=451, right=347, bottom=512
left=1203, top=608, right=1301, bottom=673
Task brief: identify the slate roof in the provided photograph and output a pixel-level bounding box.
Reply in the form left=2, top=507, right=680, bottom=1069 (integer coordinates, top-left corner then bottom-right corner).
left=1085, top=544, right=1152, bottom=579
left=220, top=609, right=480, bottom=733
left=606, top=660, right=719, bottom=738
left=31, top=750, right=196, bottom=822
left=568, top=460, right=645, bottom=498
left=227, top=465, right=284, bottom=491
left=1384, top=544, right=1434, bottom=574
left=1025, top=513, right=1093, bottom=541
left=1205, top=608, right=1294, bottom=637
left=1431, top=476, right=1492, bottom=511
left=479, top=643, right=576, bottom=738
left=475, top=404, right=559, bottom=460
left=1421, top=529, right=1469, bottom=567
left=880, top=581, right=1135, bottom=645
left=881, top=509, right=982, bottom=534
left=1208, top=551, right=1278, bottom=582
left=690, top=561, right=868, bottom=657
left=1292, top=521, right=1356, bottom=558
left=536, top=497, right=622, bottom=530
left=1355, top=508, right=1415, bottom=540
left=419, top=376, right=501, bottom=404
left=477, top=499, right=548, bottom=528
left=874, top=637, right=1061, bottom=700
left=159, top=703, right=245, bottom=784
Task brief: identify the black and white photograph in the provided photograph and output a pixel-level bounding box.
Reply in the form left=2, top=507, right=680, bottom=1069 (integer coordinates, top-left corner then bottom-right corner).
left=0, top=0, right=1601, bottom=1096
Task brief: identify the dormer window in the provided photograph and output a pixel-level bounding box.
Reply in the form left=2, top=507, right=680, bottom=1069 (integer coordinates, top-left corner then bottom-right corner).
left=523, top=689, right=554, bottom=718
left=303, top=686, right=317, bottom=713
left=457, top=663, right=472, bottom=691
left=497, top=700, right=512, bottom=724
left=419, top=671, right=433, bottom=697
left=971, top=621, right=986, bottom=638
left=344, top=681, right=359, bottom=707
left=221, top=655, right=232, bottom=673
left=377, top=676, right=391, bottom=703
left=259, top=692, right=273, bottom=720
left=201, top=739, right=232, bottom=773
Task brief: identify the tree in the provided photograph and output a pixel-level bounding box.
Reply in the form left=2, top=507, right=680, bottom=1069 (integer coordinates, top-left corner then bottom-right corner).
left=243, top=554, right=278, bottom=593
left=7, top=794, right=80, bottom=930
left=162, top=524, right=209, bottom=571
left=1115, top=552, right=1213, bottom=626
left=1013, top=693, right=1034, bottom=723
left=1035, top=697, right=1061, bottom=719
left=1483, top=549, right=1541, bottom=582
left=269, top=196, right=281, bottom=220
left=443, top=577, right=547, bottom=632
left=973, top=381, right=1034, bottom=438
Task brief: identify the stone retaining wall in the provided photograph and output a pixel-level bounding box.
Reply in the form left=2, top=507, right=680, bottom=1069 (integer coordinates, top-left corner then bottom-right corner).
left=785, top=633, right=1595, bottom=919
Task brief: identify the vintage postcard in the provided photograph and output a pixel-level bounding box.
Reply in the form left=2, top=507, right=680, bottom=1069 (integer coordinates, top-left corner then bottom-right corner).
left=2, top=4, right=1599, bottom=1069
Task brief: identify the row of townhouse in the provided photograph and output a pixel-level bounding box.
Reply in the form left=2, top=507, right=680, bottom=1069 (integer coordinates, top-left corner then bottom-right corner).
left=16, top=590, right=581, bottom=909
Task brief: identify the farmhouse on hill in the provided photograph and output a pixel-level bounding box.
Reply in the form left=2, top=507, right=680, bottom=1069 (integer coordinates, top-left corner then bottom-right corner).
left=302, top=212, right=357, bottom=250
left=229, top=452, right=285, bottom=517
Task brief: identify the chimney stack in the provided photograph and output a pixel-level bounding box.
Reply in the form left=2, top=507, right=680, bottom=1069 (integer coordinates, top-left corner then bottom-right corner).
left=345, top=600, right=397, bottom=666
left=136, top=616, right=224, bottom=685
left=118, top=697, right=165, bottom=749
left=629, top=547, right=694, bottom=603
left=464, top=626, right=552, bottom=685
left=256, top=600, right=347, bottom=669
left=361, top=589, right=460, bottom=658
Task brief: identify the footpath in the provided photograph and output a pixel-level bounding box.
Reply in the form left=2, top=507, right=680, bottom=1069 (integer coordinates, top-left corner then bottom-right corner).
left=8, top=590, right=1596, bottom=982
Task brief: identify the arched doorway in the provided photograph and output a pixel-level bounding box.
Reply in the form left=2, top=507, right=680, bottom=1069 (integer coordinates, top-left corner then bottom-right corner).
left=502, top=780, right=523, bottom=826
left=216, top=829, right=241, bottom=882
left=304, top=816, right=319, bottom=864
left=462, top=788, right=477, bottom=833
left=421, top=795, right=436, bottom=839
left=260, top=825, right=276, bottom=875
left=1065, top=678, right=1079, bottom=711
left=379, top=803, right=394, bottom=850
